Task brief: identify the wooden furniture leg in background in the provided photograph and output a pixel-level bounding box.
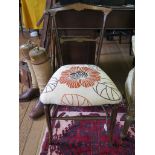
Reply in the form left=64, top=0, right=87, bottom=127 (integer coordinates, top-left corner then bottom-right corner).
left=19, top=0, right=23, bottom=34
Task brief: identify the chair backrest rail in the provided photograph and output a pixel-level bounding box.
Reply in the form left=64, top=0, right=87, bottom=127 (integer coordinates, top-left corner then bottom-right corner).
left=47, top=3, right=112, bottom=15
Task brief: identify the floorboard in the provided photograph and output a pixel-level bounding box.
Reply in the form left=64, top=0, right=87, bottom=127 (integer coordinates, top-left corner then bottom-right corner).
left=19, top=84, right=31, bottom=127
left=22, top=116, right=45, bottom=155
left=19, top=98, right=37, bottom=155
left=19, top=101, right=30, bottom=127
left=35, top=123, right=47, bottom=155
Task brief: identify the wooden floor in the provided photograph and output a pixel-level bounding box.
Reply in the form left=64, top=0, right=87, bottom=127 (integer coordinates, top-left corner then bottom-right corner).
left=19, top=32, right=46, bottom=155
left=19, top=32, right=133, bottom=155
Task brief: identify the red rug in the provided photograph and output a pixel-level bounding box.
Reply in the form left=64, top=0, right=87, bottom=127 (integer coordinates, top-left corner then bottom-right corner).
left=40, top=106, right=135, bottom=155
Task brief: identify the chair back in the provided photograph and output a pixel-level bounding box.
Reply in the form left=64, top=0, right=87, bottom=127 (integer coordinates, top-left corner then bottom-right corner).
left=47, top=3, right=112, bottom=68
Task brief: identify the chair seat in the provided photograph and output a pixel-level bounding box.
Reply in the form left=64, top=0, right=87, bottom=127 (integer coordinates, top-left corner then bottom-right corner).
left=40, top=65, right=122, bottom=106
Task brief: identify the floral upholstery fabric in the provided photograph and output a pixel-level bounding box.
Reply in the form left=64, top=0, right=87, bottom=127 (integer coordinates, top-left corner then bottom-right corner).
left=40, top=65, right=122, bottom=106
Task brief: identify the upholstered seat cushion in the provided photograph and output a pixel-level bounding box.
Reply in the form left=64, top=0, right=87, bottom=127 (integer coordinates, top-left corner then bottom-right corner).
left=40, top=65, right=122, bottom=106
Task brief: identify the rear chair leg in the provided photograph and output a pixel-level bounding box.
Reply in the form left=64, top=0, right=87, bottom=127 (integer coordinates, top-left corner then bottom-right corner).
left=109, top=105, right=118, bottom=143
left=121, top=115, right=134, bottom=139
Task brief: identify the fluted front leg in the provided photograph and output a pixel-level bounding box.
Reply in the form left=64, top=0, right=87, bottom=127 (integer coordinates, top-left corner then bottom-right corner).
left=44, top=104, right=53, bottom=145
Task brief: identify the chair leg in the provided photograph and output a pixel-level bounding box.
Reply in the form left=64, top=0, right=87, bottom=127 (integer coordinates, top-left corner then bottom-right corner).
left=129, top=36, right=132, bottom=56
left=44, top=104, right=53, bottom=145
left=119, top=32, right=122, bottom=44
left=19, top=1, right=23, bottom=34
left=129, top=30, right=134, bottom=55
left=109, top=105, right=118, bottom=142
left=132, top=57, right=135, bottom=67
left=120, top=115, right=133, bottom=139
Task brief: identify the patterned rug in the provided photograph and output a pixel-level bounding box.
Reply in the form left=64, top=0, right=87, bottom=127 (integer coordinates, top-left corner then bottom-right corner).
left=39, top=106, right=135, bottom=155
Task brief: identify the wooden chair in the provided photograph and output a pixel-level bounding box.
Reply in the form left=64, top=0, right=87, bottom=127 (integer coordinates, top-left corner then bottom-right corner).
left=40, top=3, right=122, bottom=145
left=121, top=35, right=135, bottom=138
left=121, top=67, right=135, bottom=138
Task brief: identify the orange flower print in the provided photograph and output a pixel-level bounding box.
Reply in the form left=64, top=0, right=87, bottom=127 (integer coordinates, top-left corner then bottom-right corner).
left=59, top=66, right=101, bottom=88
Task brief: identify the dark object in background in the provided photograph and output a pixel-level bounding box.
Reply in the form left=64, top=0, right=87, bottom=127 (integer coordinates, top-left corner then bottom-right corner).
left=55, top=9, right=103, bottom=37
left=61, top=41, right=96, bottom=64
left=59, top=0, right=80, bottom=5
left=126, top=0, right=135, bottom=5
left=59, top=0, right=135, bottom=6
left=82, top=0, right=125, bottom=6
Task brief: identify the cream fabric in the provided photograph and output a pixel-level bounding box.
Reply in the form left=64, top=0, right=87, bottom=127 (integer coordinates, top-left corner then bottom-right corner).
left=125, top=68, right=135, bottom=102
left=32, top=60, right=52, bottom=93
left=26, top=60, right=38, bottom=88
left=40, top=65, right=122, bottom=106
